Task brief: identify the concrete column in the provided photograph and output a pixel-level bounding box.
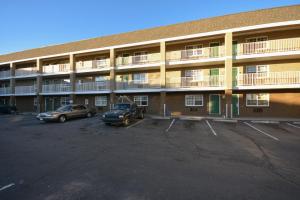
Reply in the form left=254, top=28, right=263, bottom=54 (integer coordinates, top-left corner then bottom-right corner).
left=69, top=54, right=76, bottom=104
left=9, top=62, right=16, bottom=105
left=225, top=32, right=233, bottom=118
left=160, top=41, right=166, bottom=116
left=36, top=58, right=43, bottom=112
left=109, top=48, right=116, bottom=106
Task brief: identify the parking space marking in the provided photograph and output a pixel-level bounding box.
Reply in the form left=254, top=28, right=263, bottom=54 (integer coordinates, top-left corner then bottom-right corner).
left=243, top=122, right=279, bottom=141
left=205, top=120, right=217, bottom=136
left=165, top=119, right=176, bottom=132
left=0, top=183, right=15, bottom=192
left=126, top=119, right=145, bottom=129
left=287, top=123, right=300, bottom=129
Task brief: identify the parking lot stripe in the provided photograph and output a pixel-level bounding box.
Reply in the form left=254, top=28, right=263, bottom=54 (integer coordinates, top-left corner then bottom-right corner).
left=165, top=119, right=176, bottom=132
left=287, top=123, right=300, bottom=129
left=0, top=183, right=15, bottom=192
left=205, top=120, right=217, bottom=136
left=243, top=122, right=279, bottom=141
left=126, top=119, right=145, bottom=129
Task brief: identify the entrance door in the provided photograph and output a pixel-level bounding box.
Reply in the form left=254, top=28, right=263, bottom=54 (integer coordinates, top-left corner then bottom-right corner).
left=209, top=94, right=220, bottom=115
left=209, top=42, right=220, bottom=58
left=45, top=97, right=54, bottom=112
left=232, top=67, right=238, bottom=87
left=232, top=94, right=239, bottom=117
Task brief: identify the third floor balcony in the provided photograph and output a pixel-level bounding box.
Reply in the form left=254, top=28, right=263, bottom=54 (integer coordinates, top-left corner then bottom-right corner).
left=76, top=59, right=110, bottom=73
left=15, top=67, right=38, bottom=78
left=42, top=64, right=71, bottom=75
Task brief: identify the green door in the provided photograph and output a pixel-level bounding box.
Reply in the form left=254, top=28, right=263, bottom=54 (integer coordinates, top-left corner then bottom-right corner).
left=210, top=68, right=220, bottom=86
left=232, top=41, right=238, bottom=56
left=209, top=94, right=220, bottom=115
left=232, top=67, right=238, bottom=87
left=210, top=42, right=220, bottom=57
left=232, top=94, right=239, bottom=116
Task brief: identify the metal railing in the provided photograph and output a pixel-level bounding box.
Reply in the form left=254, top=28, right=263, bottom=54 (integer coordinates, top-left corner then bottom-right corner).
left=0, top=70, right=11, bottom=79
left=116, top=79, right=161, bottom=90
left=116, top=53, right=161, bottom=66
left=42, top=83, right=71, bottom=93
left=237, top=71, right=300, bottom=86
left=76, top=59, right=110, bottom=72
left=167, top=46, right=225, bottom=62
left=15, top=85, right=37, bottom=94
left=166, top=75, right=225, bottom=88
left=76, top=81, right=110, bottom=92
left=15, top=67, right=38, bottom=77
left=0, top=87, right=11, bottom=95
left=235, top=38, right=300, bottom=56
left=42, top=64, right=70, bottom=74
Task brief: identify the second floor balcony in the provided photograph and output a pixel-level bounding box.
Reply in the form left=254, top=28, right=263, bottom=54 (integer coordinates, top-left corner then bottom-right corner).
left=75, top=81, right=110, bottom=93
left=43, top=64, right=70, bottom=75
left=0, top=87, right=11, bottom=95
left=0, top=70, right=11, bottom=80
left=116, top=53, right=161, bottom=68
left=42, top=83, right=71, bottom=94
left=76, top=59, right=110, bottom=72
left=116, top=79, right=161, bottom=91
left=15, top=67, right=38, bottom=78
left=15, top=85, right=37, bottom=95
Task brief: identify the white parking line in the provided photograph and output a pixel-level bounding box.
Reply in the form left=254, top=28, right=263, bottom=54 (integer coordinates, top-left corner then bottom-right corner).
left=287, top=122, right=300, bottom=129
left=0, top=183, right=15, bottom=192
left=205, top=120, right=217, bottom=136
left=165, top=119, right=176, bottom=132
left=243, top=122, right=279, bottom=141
left=126, top=119, right=145, bottom=129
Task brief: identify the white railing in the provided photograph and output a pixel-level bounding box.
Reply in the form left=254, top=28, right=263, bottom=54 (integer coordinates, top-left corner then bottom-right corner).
left=116, top=79, right=161, bottom=90
left=0, top=70, right=11, bottom=79
left=166, top=75, right=225, bottom=88
left=43, top=64, right=70, bottom=74
left=235, top=38, right=300, bottom=56
left=0, top=87, right=11, bottom=95
left=15, top=67, right=38, bottom=77
left=76, top=59, right=110, bottom=72
left=15, top=85, right=36, bottom=94
left=42, top=83, right=71, bottom=93
left=167, top=46, right=225, bottom=62
left=76, top=81, right=110, bottom=92
left=237, top=71, right=300, bottom=87
left=116, top=53, right=161, bottom=66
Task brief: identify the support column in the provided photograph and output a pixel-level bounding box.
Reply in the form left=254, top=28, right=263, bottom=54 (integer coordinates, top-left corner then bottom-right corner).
left=9, top=62, right=16, bottom=106
left=69, top=54, right=76, bottom=104
left=160, top=41, right=166, bottom=116
left=225, top=32, right=233, bottom=118
left=36, top=58, right=43, bottom=112
left=109, top=48, right=116, bottom=107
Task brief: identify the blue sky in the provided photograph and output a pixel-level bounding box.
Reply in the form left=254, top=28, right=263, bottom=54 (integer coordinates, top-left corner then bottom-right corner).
left=1, top=0, right=299, bottom=55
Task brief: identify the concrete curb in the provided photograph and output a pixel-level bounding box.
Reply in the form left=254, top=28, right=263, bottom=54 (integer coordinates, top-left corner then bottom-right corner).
left=213, top=119, right=238, bottom=123
left=250, top=120, right=280, bottom=124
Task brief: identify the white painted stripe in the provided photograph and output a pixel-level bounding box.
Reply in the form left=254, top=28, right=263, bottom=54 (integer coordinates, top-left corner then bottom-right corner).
left=243, top=122, right=279, bottom=141
left=287, top=123, right=300, bottom=129
left=126, top=119, right=145, bottom=129
left=205, top=120, right=217, bottom=136
left=165, top=119, right=176, bottom=132
left=0, top=183, right=15, bottom=192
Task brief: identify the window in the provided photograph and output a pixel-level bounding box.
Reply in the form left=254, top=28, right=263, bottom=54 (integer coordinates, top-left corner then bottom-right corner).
left=246, top=36, right=268, bottom=43
left=133, top=52, right=148, bottom=63
left=246, top=93, right=269, bottom=107
left=185, top=45, right=203, bottom=57
left=245, top=36, right=268, bottom=52
left=61, top=97, right=70, bottom=106
left=134, top=96, right=148, bottom=106
left=95, top=56, right=107, bottom=67
left=133, top=73, right=148, bottom=83
left=185, top=70, right=203, bottom=81
left=95, top=96, right=107, bottom=107
left=185, top=95, right=204, bottom=106
left=246, top=65, right=269, bottom=73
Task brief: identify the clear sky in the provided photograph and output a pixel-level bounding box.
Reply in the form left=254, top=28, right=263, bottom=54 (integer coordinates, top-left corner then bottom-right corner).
left=1, top=0, right=299, bottom=55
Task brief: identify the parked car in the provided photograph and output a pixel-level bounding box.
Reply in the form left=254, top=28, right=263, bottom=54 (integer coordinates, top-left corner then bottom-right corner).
left=102, top=102, right=144, bottom=126
left=36, top=104, right=96, bottom=123
left=0, top=105, right=17, bottom=114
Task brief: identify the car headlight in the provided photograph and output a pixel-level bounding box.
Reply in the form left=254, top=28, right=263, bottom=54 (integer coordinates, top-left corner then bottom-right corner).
left=118, top=115, right=124, bottom=119
left=102, top=114, right=106, bottom=118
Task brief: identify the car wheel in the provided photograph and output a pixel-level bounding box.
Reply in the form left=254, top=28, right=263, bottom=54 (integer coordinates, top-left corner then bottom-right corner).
left=59, top=115, right=66, bottom=123
left=87, top=112, right=92, bottom=118
left=123, top=118, right=130, bottom=126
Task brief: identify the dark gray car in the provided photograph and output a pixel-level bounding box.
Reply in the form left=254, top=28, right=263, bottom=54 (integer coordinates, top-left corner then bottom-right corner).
left=36, top=104, right=96, bottom=123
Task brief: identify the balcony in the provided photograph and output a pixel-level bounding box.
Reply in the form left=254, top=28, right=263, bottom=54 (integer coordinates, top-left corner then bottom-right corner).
left=116, top=79, right=161, bottom=92
left=235, top=38, right=300, bottom=58
left=116, top=53, right=161, bottom=69
left=15, top=85, right=37, bottom=95
left=41, top=83, right=71, bottom=94
left=166, top=75, right=225, bottom=91
left=76, top=59, right=110, bottom=73
left=15, top=67, right=38, bottom=78
left=0, top=70, right=11, bottom=80
left=42, top=64, right=70, bottom=75
left=75, top=81, right=110, bottom=94
left=167, top=46, right=225, bottom=65
left=236, top=71, right=300, bottom=89
left=0, top=87, right=11, bottom=96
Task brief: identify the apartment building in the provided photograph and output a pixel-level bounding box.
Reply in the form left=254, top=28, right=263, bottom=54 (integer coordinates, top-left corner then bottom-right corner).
left=1, top=5, right=300, bottom=118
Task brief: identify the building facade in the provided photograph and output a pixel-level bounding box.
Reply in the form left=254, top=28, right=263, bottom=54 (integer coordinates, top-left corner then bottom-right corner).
left=1, top=5, right=300, bottom=118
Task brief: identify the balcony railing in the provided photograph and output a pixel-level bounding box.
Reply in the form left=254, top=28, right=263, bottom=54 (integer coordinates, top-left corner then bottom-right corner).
left=42, top=83, right=71, bottom=93
left=76, top=59, right=110, bottom=72
left=15, top=85, right=36, bottom=95
left=76, top=81, right=110, bottom=92
left=167, top=46, right=225, bottom=62
left=235, top=38, right=300, bottom=56
left=0, top=87, right=11, bottom=95
left=0, top=70, right=11, bottom=79
left=15, top=67, right=38, bottom=77
left=166, top=75, right=225, bottom=88
left=116, top=53, right=161, bottom=67
left=237, top=71, right=300, bottom=87
left=43, top=64, right=70, bottom=74
left=116, top=79, right=161, bottom=90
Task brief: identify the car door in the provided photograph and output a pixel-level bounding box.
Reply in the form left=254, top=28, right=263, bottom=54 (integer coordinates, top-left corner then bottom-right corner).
left=71, top=105, right=86, bottom=118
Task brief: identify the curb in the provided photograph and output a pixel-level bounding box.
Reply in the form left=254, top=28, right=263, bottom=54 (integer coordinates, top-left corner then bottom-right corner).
left=250, top=120, right=279, bottom=124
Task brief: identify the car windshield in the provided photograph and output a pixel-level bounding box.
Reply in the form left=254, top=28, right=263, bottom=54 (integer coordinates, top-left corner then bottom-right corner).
left=56, top=105, right=71, bottom=112
left=113, top=104, right=130, bottom=110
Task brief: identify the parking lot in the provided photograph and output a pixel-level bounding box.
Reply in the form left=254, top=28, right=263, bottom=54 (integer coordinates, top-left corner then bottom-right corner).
left=0, top=115, right=300, bottom=200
